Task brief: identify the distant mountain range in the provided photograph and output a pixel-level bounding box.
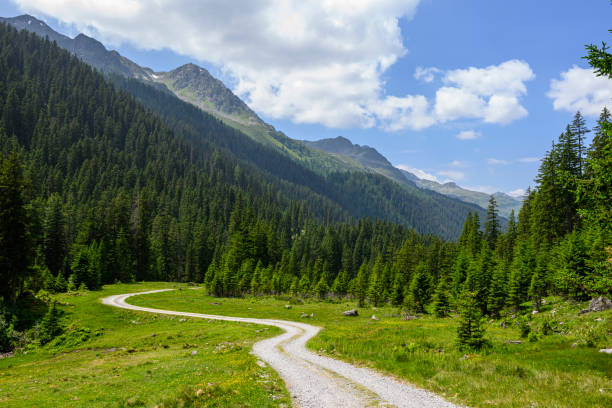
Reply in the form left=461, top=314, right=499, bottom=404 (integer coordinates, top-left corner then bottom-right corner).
left=304, top=136, right=522, bottom=218
left=1, top=14, right=519, bottom=236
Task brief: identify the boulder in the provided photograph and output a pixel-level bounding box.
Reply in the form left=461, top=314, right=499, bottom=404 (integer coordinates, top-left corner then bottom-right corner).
left=589, top=296, right=612, bottom=312
left=342, top=309, right=358, bottom=316
left=284, top=305, right=292, bottom=309
left=507, top=340, right=522, bottom=344
left=371, top=315, right=379, bottom=321
left=300, top=313, right=310, bottom=318
left=191, top=350, right=198, bottom=356
left=599, top=348, right=612, bottom=354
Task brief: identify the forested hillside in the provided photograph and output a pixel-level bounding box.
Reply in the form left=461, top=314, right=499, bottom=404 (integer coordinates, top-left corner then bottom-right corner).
left=0, top=14, right=490, bottom=238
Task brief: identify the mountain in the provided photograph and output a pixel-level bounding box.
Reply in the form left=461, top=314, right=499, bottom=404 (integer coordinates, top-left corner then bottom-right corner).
left=307, top=136, right=522, bottom=218
left=0, top=14, right=152, bottom=80
left=1, top=15, right=490, bottom=239
left=302, top=136, right=409, bottom=185
left=406, top=176, right=522, bottom=218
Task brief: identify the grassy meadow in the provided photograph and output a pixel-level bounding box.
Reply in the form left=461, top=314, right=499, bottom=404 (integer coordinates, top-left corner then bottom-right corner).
left=1, top=283, right=610, bottom=408
left=0, top=283, right=289, bottom=408
left=131, top=286, right=612, bottom=408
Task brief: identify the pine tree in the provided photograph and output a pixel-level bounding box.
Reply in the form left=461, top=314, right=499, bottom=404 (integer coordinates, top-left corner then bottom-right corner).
left=331, top=270, right=349, bottom=297
left=315, top=275, right=329, bottom=299
left=529, top=254, right=548, bottom=311
left=43, top=194, right=66, bottom=276
left=456, top=291, right=486, bottom=350
left=487, top=260, right=508, bottom=317
left=569, top=111, right=590, bottom=176
left=368, top=256, right=385, bottom=307
left=298, top=273, right=311, bottom=297
left=554, top=232, right=591, bottom=300
left=405, top=262, right=430, bottom=314
left=483, top=196, right=500, bottom=250
left=39, top=301, right=63, bottom=345
left=0, top=152, right=32, bottom=302
left=507, top=240, right=536, bottom=311
left=432, top=276, right=451, bottom=317
left=353, top=263, right=369, bottom=307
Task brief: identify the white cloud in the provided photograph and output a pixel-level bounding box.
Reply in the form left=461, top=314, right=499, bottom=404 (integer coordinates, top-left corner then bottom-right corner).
left=518, top=157, right=539, bottom=163
left=14, top=2, right=535, bottom=131
left=396, top=164, right=438, bottom=182
left=437, top=170, right=465, bottom=181
left=435, top=60, right=534, bottom=124
left=507, top=188, right=525, bottom=198
left=372, top=95, right=435, bottom=131
left=15, top=0, right=426, bottom=130
left=456, top=130, right=481, bottom=140
left=414, top=66, right=440, bottom=83
left=548, top=66, right=612, bottom=116
left=487, top=158, right=510, bottom=165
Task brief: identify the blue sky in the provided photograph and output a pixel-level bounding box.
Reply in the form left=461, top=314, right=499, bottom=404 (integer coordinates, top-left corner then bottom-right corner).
left=2, top=1, right=611, bottom=196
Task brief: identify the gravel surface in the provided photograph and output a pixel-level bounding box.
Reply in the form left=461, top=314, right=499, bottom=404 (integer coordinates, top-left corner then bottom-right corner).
left=102, top=289, right=462, bottom=408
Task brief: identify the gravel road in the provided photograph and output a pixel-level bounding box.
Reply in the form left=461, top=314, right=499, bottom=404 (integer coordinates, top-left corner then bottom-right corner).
left=102, top=289, right=461, bottom=408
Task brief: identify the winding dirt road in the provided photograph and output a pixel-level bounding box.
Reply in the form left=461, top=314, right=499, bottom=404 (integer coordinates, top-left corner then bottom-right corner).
left=102, top=289, right=461, bottom=408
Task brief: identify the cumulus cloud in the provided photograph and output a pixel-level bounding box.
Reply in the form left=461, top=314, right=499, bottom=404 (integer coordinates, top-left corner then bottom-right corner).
left=396, top=164, right=438, bottom=182
left=456, top=130, right=481, bottom=140
left=414, top=66, right=440, bottom=82
left=548, top=66, right=612, bottom=116
left=435, top=60, right=535, bottom=125
left=13, top=1, right=535, bottom=131
left=14, top=0, right=427, bottom=130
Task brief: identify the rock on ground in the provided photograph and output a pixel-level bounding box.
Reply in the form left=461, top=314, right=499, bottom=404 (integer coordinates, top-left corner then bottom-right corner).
left=343, top=309, right=358, bottom=316
left=589, top=296, right=612, bottom=312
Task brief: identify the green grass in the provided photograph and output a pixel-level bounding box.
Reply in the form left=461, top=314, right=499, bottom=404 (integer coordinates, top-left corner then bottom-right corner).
left=131, top=287, right=612, bottom=408
left=0, top=283, right=289, bottom=408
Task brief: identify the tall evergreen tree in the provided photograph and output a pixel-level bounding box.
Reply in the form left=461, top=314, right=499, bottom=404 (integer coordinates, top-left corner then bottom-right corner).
left=569, top=111, right=590, bottom=176
left=0, top=152, right=32, bottom=302
left=43, top=194, right=66, bottom=276
left=483, top=195, right=500, bottom=250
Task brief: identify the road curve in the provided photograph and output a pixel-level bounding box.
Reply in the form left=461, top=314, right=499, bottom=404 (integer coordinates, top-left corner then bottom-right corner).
left=102, top=289, right=461, bottom=408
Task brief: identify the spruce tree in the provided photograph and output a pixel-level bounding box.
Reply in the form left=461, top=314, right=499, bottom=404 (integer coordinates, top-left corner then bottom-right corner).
left=529, top=254, right=548, bottom=311
left=456, top=291, right=486, bottom=350
left=353, top=263, right=369, bottom=307
left=487, top=260, right=508, bottom=317
left=43, top=194, right=66, bottom=276
left=39, top=301, right=63, bottom=345
left=483, top=196, right=500, bottom=250
left=405, top=262, right=430, bottom=314
left=432, top=276, right=451, bottom=317
left=0, top=152, right=32, bottom=302
left=315, top=275, right=329, bottom=299
left=569, top=111, right=590, bottom=176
